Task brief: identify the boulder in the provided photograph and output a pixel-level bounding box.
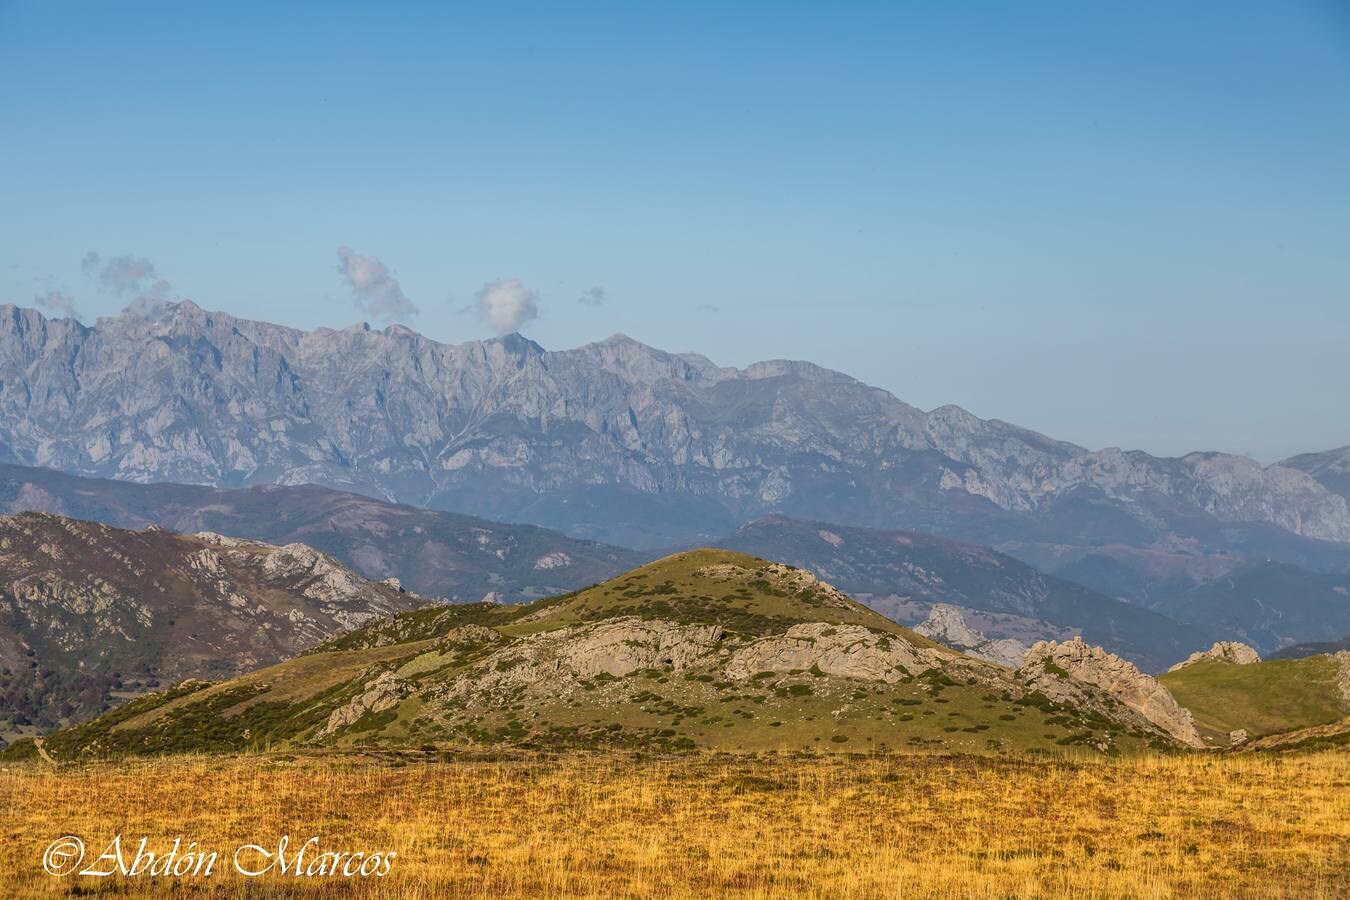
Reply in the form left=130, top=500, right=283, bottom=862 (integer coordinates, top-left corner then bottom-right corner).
left=323, top=671, right=410, bottom=735
left=1167, top=642, right=1261, bottom=673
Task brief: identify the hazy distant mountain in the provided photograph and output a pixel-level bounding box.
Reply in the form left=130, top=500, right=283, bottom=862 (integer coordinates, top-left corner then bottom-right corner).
left=1281, top=446, right=1350, bottom=504
left=1269, top=635, right=1350, bottom=660
left=1149, top=562, right=1350, bottom=655
left=1, top=301, right=1347, bottom=553
left=714, top=516, right=1212, bottom=671
left=0, top=464, right=647, bottom=602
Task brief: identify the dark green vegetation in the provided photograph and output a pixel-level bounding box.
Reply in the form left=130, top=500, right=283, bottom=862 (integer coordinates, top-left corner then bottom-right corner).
left=1159, top=656, right=1349, bottom=741
left=19, top=550, right=1183, bottom=762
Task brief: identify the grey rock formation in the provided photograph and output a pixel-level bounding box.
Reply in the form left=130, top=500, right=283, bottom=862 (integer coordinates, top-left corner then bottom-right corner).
left=0, top=512, right=418, bottom=730
left=726, top=622, right=949, bottom=683
left=1335, top=651, right=1350, bottom=705
left=323, top=671, right=411, bottom=735
left=914, top=604, right=1029, bottom=668
left=444, top=617, right=726, bottom=701
left=1020, top=637, right=1204, bottom=747
left=1, top=301, right=1347, bottom=550
left=1167, top=641, right=1261, bottom=672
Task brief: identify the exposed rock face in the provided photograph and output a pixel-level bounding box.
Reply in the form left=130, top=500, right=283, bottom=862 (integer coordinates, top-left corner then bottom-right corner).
left=1019, top=638, right=1204, bottom=747
left=323, top=671, right=410, bottom=735
left=445, top=617, right=726, bottom=700
left=1167, top=641, right=1261, bottom=672
left=914, top=604, right=1029, bottom=668
left=1229, top=729, right=1249, bottom=745
left=0, top=462, right=649, bottom=603
left=726, top=623, right=948, bottom=684
left=0, top=512, right=417, bottom=731
left=1334, top=651, right=1350, bottom=705
left=1, top=301, right=1347, bottom=549
left=1281, top=446, right=1350, bottom=504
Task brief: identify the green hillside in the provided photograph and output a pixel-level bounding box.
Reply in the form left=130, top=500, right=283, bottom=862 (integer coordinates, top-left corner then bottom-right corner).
left=1159, top=656, right=1349, bottom=740
left=14, top=550, right=1191, bottom=761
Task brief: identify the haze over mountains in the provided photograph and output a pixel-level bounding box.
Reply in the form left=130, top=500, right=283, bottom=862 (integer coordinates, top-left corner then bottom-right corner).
left=2, top=301, right=1348, bottom=554
left=0, top=463, right=646, bottom=602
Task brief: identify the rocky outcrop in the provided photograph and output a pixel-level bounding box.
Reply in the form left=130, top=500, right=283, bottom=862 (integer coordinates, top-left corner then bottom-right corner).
left=1167, top=642, right=1261, bottom=672
left=1019, top=638, right=1204, bottom=748
left=0, top=512, right=417, bottom=731
left=914, top=604, right=1029, bottom=668
left=323, top=671, right=410, bottom=735
left=443, top=617, right=726, bottom=700
left=1334, top=652, right=1350, bottom=705
left=726, top=623, right=948, bottom=684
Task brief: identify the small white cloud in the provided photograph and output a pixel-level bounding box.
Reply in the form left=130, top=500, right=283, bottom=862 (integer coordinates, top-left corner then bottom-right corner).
left=696, top=303, right=720, bottom=313
left=34, top=290, right=81, bottom=319
left=335, top=246, right=418, bottom=321
left=476, top=279, right=540, bottom=334
left=577, top=286, right=606, bottom=307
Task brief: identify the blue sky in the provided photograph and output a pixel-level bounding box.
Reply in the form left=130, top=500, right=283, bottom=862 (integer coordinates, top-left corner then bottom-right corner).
left=2, top=1, right=1347, bottom=461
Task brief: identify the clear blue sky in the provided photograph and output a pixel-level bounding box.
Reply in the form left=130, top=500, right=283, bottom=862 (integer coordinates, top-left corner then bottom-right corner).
left=2, top=1, right=1347, bottom=461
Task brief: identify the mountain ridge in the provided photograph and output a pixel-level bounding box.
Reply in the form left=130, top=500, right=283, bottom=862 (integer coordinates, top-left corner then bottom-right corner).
left=2, top=301, right=1347, bottom=551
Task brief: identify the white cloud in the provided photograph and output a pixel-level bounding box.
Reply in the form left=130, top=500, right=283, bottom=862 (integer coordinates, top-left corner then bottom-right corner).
left=696, top=303, right=720, bottom=313
left=335, top=246, right=418, bottom=321
left=82, top=252, right=166, bottom=298
left=81, top=250, right=175, bottom=318
left=476, top=279, right=539, bottom=334
left=34, top=290, right=81, bottom=319
left=578, top=286, right=606, bottom=307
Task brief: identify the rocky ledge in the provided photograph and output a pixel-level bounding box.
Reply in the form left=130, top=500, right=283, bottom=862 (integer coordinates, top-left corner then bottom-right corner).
left=1020, top=638, right=1204, bottom=748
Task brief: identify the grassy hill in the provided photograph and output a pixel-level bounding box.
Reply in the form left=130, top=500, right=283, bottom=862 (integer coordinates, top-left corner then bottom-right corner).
left=14, top=550, right=1189, bottom=761
left=1159, top=656, right=1349, bottom=741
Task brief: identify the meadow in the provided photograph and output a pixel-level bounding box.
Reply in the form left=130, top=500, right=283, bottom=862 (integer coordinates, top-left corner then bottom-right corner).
left=0, top=749, right=1345, bottom=898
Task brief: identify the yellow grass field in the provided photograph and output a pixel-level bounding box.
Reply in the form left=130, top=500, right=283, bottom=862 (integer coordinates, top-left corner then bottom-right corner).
left=1, top=750, right=1346, bottom=898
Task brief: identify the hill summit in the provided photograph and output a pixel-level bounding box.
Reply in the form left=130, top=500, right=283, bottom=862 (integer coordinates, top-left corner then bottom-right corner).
left=28, top=550, right=1209, bottom=759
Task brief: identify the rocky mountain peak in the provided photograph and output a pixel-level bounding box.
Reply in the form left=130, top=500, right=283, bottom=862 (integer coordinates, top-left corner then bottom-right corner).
left=1, top=300, right=1348, bottom=549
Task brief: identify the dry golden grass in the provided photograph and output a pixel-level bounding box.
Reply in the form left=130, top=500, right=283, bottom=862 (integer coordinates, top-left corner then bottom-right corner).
left=1, top=750, right=1346, bottom=898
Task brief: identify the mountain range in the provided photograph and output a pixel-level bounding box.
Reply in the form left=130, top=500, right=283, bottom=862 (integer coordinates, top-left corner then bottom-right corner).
left=0, top=465, right=1216, bottom=670
left=0, top=463, right=645, bottom=602
left=2, top=301, right=1347, bottom=557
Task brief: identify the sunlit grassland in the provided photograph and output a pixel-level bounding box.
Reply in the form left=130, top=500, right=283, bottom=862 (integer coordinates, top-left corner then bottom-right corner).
left=1, top=749, right=1346, bottom=898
